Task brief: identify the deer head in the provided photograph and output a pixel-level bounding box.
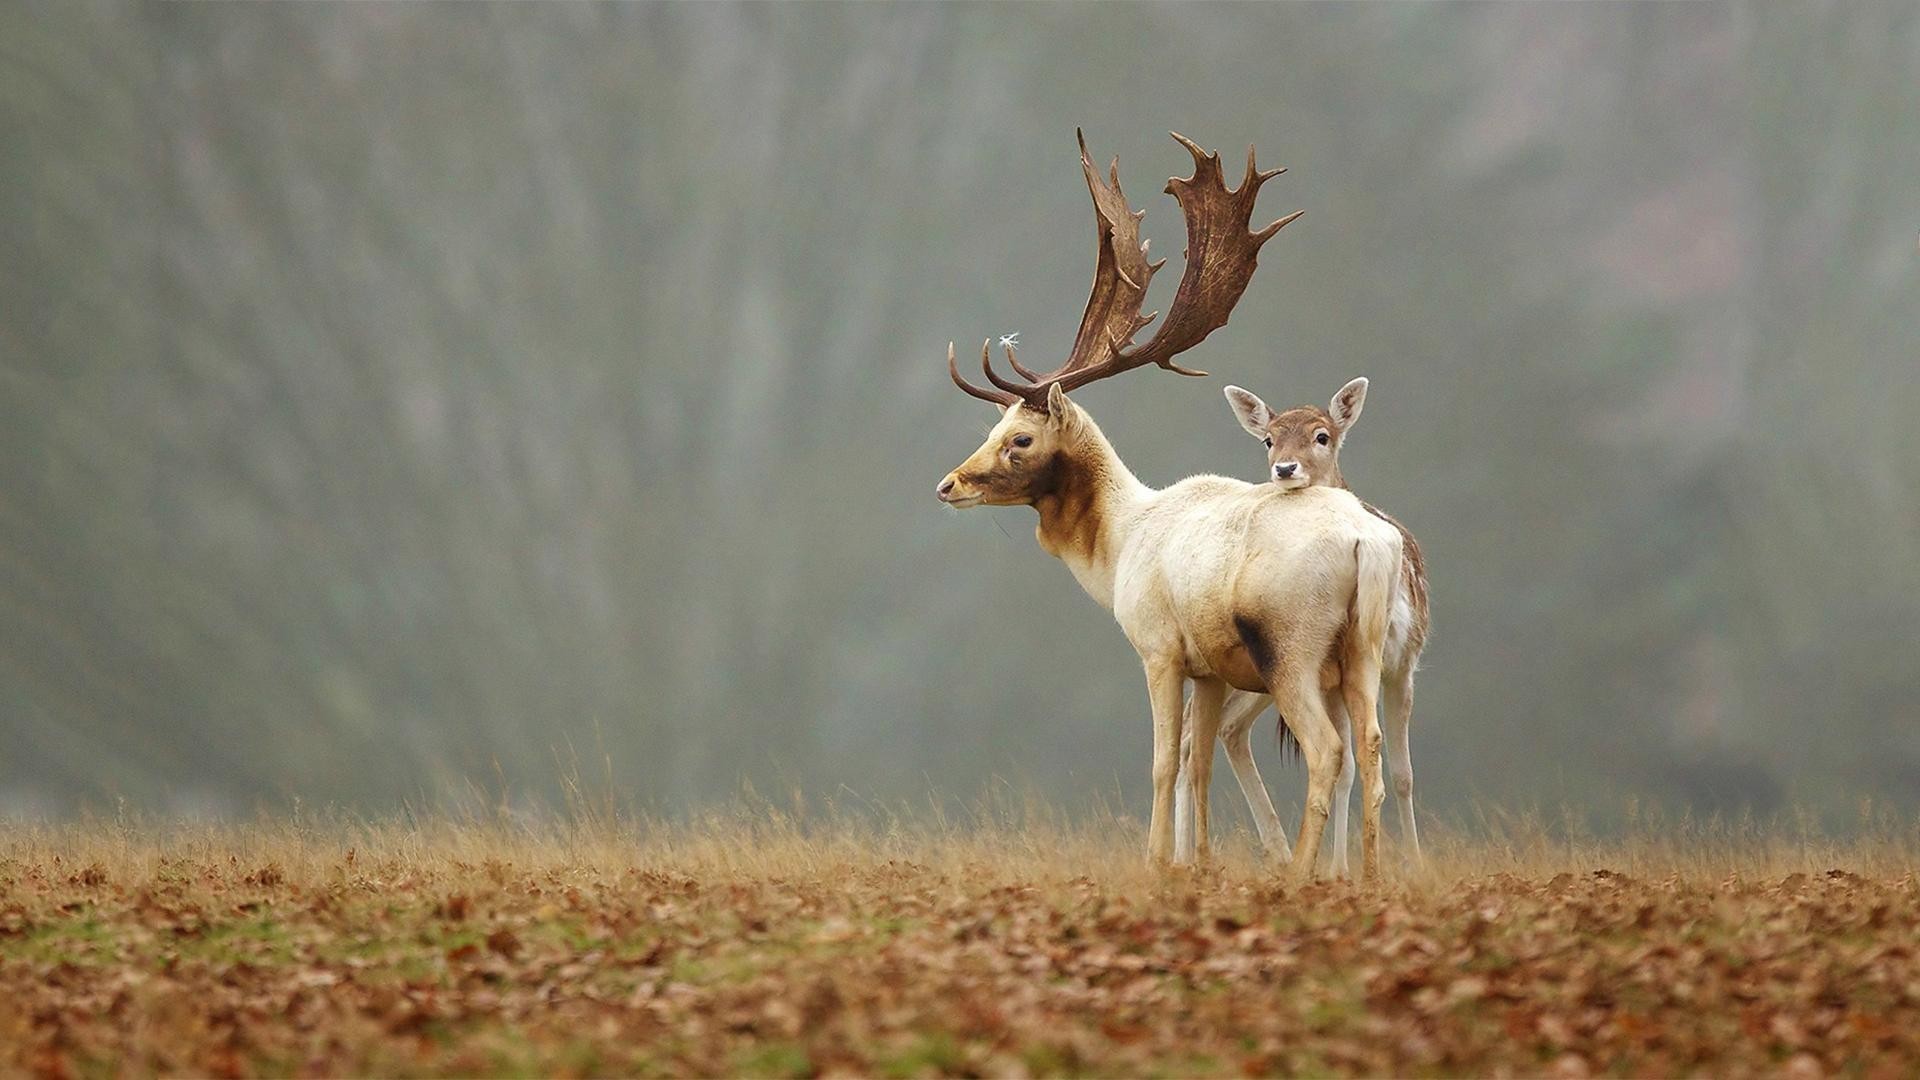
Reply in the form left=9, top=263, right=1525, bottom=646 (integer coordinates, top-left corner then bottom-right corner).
left=1223, top=377, right=1368, bottom=491
left=937, top=130, right=1301, bottom=507
left=934, top=381, right=1083, bottom=509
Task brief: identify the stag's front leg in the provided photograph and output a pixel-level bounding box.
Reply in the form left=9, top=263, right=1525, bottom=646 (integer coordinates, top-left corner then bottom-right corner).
left=1143, top=658, right=1188, bottom=866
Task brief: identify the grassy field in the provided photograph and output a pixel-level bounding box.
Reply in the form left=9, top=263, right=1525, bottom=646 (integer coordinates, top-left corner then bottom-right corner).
left=2, top=808, right=1917, bottom=1077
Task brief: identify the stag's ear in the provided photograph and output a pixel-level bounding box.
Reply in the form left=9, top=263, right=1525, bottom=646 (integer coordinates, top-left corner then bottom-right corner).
left=1329, top=377, right=1368, bottom=432
left=1224, top=385, right=1274, bottom=438
left=1045, top=382, right=1072, bottom=424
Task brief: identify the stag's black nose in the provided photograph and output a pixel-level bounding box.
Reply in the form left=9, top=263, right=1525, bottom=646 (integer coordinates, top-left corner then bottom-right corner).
left=1274, top=462, right=1298, bottom=480
left=936, top=477, right=957, bottom=500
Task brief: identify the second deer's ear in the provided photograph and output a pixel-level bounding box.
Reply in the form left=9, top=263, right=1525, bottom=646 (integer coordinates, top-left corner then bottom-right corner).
left=1224, top=385, right=1274, bottom=438
left=1330, top=377, right=1369, bottom=431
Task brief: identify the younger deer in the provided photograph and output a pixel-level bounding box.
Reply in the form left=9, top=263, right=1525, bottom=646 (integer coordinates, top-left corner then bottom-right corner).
left=1175, top=378, right=1430, bottom=872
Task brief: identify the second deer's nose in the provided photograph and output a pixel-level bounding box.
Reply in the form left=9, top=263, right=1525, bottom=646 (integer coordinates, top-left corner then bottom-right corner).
left=1274, top=462, right=1298, bottom=480
left=936, top=477, right=957, bottom=500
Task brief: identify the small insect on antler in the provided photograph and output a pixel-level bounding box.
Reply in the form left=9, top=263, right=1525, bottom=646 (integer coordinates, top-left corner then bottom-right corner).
left=949, top=130, right=1303, bottom=411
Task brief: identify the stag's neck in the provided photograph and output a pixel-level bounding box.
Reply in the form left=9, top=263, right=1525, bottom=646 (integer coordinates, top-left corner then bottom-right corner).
left=1032, top=418, right=1146, bottom=610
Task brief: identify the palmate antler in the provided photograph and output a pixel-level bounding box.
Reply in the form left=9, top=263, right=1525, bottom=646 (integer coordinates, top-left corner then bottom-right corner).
left=950, top=130, right=1303, bottom=411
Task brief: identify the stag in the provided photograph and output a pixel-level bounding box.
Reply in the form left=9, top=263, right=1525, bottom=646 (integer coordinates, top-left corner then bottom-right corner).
left=935, top=131, right=1402, bottom=879
left=1174, top=378, right=1432, bottom=873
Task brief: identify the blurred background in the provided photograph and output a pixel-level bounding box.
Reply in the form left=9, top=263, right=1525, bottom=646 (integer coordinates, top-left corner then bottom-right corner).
left=5, top=3, right=1918, bottom=826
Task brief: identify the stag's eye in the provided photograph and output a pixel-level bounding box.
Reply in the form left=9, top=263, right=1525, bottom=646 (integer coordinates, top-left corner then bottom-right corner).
left=1012, top=434, right=1034, bottom=449
left=1262, top=437, right=1273, bottom=448
left=1316, top=431, right=1330, bottom=446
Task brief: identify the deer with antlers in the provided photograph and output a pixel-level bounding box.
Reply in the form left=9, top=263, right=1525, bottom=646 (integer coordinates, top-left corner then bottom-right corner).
left=935, top=131, right=1402, bottom=879
left=1174, top=378, right=1432, bottom=874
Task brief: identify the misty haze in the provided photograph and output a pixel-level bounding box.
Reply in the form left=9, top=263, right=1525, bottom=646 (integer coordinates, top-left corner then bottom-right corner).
left=7, top=3, right=1919, bottom=830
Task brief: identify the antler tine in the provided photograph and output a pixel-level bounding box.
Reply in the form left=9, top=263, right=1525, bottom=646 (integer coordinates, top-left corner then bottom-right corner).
left=1005, top=344, right=1043, bottom=382
left=1170, top=130, right=1214, bottom=169
left=1143, top=238, right=1167, bottom=275
left=1245, top=144, right=1285, bottom=189
left=948, top=341, right=1016, bottom=406
left=979, top=340, right=1030, bottom=395
left=1254, top=208, right=1306, bottom=243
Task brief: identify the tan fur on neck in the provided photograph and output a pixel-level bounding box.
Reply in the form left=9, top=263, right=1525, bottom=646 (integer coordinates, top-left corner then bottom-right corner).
left=1033, top=429, right=1118, bottom=567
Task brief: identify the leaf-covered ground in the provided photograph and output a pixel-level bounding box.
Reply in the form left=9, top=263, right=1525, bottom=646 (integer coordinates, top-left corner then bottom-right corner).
left=1, top=816, right=1916, bottom=1077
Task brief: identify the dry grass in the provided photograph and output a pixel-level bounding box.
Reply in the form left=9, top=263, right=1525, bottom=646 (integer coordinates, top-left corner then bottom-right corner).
left=2, top=804, right=1918, bottom=1076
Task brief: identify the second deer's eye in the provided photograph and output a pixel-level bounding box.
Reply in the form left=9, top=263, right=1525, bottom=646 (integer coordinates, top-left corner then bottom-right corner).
left=1262, top=437, right=1273, bottom=448
left=1316, top=431, right=1330, bottom=445
left=1012, top=434, right=1033, bottom=448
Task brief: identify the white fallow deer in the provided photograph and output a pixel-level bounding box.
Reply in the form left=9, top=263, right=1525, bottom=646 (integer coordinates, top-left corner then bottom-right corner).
left=1173, top=377, right=1432, bottom=874
left=934, top=130, right=1403, bottom=880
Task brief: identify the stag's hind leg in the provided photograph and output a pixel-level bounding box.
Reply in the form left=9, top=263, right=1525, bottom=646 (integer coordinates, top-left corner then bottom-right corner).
left=1272, top=672, right=1343, bottom=881
left=1342, top=657, right=1387, bottom=884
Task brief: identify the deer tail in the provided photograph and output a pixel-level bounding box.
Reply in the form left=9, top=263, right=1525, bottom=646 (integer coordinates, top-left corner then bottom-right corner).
left=1349, top=528, right=1398, bottom=676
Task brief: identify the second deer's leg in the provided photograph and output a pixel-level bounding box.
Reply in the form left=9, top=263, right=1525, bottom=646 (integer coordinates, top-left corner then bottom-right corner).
left=1185, top=678, right=1227, bottom=862
left=1221, top=692, right=1291, bottom=862
left=1383, top=664, right=1421, bottom=863
left=1143, top=659, right=1188, bottom=867
left=1324, top=689, right=1355, bottom=879
left=1174, top=700, right=1197, bottom=865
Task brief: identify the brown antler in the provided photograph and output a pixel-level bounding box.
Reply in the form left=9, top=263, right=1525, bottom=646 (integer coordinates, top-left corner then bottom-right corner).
left=949, top=130, right=1302, bottom=411
left=1061, top=128, right=1165, bottom=383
